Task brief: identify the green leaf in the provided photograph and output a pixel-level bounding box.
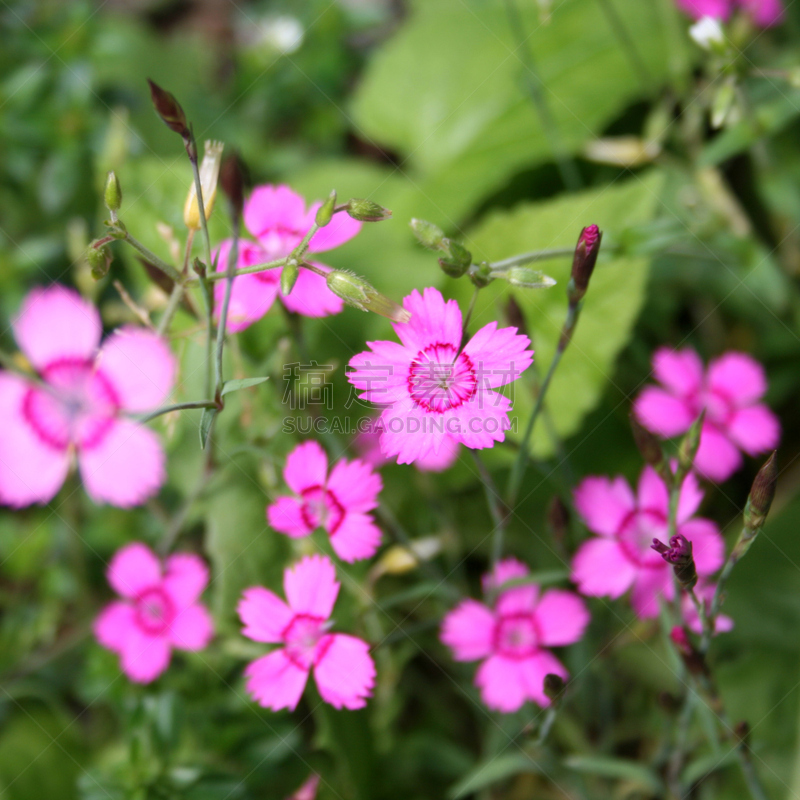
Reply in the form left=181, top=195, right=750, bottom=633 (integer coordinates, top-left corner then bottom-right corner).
left=681, top=749, right=738, bottom=786
left=563, top=755, right=662, bottom=792
left=456, top=171, right=664, bottom=458
left=199, top=407, right=216, bottom=449
left=449, top=753, right=542, bottom=799
left=220, top=376, right=270, bottom=396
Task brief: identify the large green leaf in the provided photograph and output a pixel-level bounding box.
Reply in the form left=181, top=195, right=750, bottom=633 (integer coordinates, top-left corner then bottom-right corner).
left=456, top=171, right=664, bottom=458
left=351, top=0, right=682, bottom=217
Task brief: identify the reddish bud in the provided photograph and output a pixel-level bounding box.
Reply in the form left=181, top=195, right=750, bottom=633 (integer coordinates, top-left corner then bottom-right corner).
left=147, top=79, right=190, bottom=139
left=568, top=224, right=602, bottom=304
left=744, top=451, right=777, bottom=531
left=651, top=533, right=697, bottom=589
left=220, top=151, right=246, bottom=221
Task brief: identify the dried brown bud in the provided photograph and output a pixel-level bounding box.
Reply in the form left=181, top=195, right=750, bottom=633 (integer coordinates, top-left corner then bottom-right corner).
left=147, top=79, right=190, bottom=139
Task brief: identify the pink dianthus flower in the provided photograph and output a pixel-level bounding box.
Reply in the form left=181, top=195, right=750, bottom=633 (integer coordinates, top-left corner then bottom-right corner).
left=571, top=467, right=724, bottom=618
left=441, top=557, right=589, bottom=712
left=94, top=543, right=213, bottom=683
left=0, top=286, right=175, bottom=508
left=347, top=287, right=533, bottom=465
left=676, top=0, right=784, bottom=26
left=267, top=441, right=383, bottom=562
left=239, top=554, right=376, bottom=711
left=214, top=184, right=362, bottom=331
left=634, top=348, right=780, bottom=482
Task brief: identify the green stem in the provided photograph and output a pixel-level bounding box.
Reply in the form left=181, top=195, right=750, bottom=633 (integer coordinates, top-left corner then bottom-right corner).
left=121, top=231, right=182, bottom=283
left=196, top=256, right=287, bottom=283
left=461, top=286, right=480, bottom=342
left=157, top=283, right=185, bottom=336
left=489, top=246, right=575, bottom=271
left=471, top=451, right=510, bottom=572
left=688, top=586, right=712, bottom=642
left=137, top=400, right=218, bottom=424
left=214, top=212, right=240, bottom=400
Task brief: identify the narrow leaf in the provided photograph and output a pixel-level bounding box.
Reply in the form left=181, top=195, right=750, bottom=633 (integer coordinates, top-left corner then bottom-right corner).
left=220, top=376, right=270, bottom=397
left=449, top=754, right=542, bottom=799
left=199, top=407, right=217, bottom=449
left=563, top=756, right=662, bottom=793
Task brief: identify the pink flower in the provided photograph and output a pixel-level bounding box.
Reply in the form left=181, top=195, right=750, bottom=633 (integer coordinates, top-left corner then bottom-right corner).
left=267, top=441, right=383, bottom=562
left=94, top=543, right=213, bottom=683
left=682, top=580, right=733, bottom=636
left=571, top=467, right=725, bottom=618
left=634, top=348, right=780, bottom=482
left=354, top=415, right=461, bottom=473
left=676, top=0, right=784, bottom=25
left=441, top=558, right=589, bottom=713
left=238, top=554, right=376, bottom=711
left=214, top=184, right=362, bottom=331
left=0, top=286, right=175, bottom=508
left=347, top=287, right=533, bottom=465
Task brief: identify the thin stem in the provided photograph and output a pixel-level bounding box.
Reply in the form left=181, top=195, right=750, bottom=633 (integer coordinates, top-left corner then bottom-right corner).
left=688, top=586, right=712, bottom=642
left=461, top=286, right=480, bottom=343
left=489, top=246, right=575, bottom=271
left=595, top=0, right=653, bottom=91
left=159, top=465, right=213, bottom=555
left=189, top=141, right=214, bottom=285
left=137, top=400, right=218, bottom=424
left=701, top=548, right=737, bottom=653
left=197, top=256, right=287, bottom=283
left=667, top=691, right=695, bottom=797
left=214, top=211, right=240, bottom=399
left=471, top=451, right=510, bottom=572
left=121, top=231, right=182, bottom=283
left=113, top=280, right=154, bottom=330
left=157, top=283, right=185, bottom=336
left=667, top=478, right=683, bottom=621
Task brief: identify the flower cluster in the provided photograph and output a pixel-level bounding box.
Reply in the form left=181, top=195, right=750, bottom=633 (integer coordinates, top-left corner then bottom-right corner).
left=676, top=0, right=784, bottom=26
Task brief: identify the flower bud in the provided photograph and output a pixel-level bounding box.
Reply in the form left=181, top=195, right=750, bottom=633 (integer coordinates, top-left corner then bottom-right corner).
left=491, top=266, right=556, bottom=289
left=504, top=296, right=528, bottom=337
left=543, top=673, right=565, bottom=703
left=147, top=78, right=190, bottom=138
left=546, top=496, right=570, bottom=546
left=677, top=411, right=705, bottom=479
left=104, top=171, right=122, bottom=212
left=651, top=533, right=697, bottom=590
left=567, top=224, right=602, bottom=304
left=184, top=141, right=224, bottom=230
left=345, top=198, right=392, bottom=222
left=744, top=451, right=777, bottom=532
left=220, top=150, right=245, bottom=220
left=87, top=241, right=112, bottom=279
left=315, top=190, right=337, bottom=228
left=281, top=261, right=300, bottom=296
left=689, top=16, right=725, bottom=52
left=468, top=260, right=492, bottom=287
left=438, top=238, right=472, bottom=278
left=326, top=270, right=411, bottom=323
left=410, top=218, right=445, bottom=250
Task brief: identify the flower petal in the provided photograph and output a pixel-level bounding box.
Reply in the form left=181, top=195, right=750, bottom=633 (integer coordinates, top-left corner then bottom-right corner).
left=284, top=554, right=339, bottom=618
left=327, top=458, right=382, bottom=513
left=677, top=470, right=705, bottom=524
left=13, top=286, right=101, bottom=370
left=119, top=628, right=172, bottom=683
left=630, top=569, right=671, bottom=619
left=519, top=651, right=568, bottom=707
left=393, top=288, right=462, bottom=352
left=0, top=373, right=70, bottom=507
left=633, top=387, right=695, bottom=438
left=244, top=649, right=308, bottom=711
left=163, top=553, right=209, bottom=607
left=571, top=538, right=637, bottom=598
left=440, top=600, right=496, bottom=661
left=306, top=206, right=362, bottom=253
left=244, top=185, right=308, bottom=244
left=636, top=466, right=668, bottom=515
left=415, top=435, right=460, bottom=472
left=675, top=0, right=732, bottom=18
left=329, top=512, right=382, bottom=563
left=107, top=542, right=162, bottom=598
left=741, top=0, right=784, bottom=26
left=313, top=633, right=376, bottom=710
left=347, top=340, right=411, bottom=404
left=79, top=419, right=165, bottom=507
left=678, top=517, right=724, bottom=576
left=727, top=405, right=780, bottom=456
left=574, top=476, right=635, bottom=536
left=97, top=328, right=175, bottom=412
left=284, top=440, right=328, bottom=494
left=280, top=263, right=343, bottom=318
left=482, top=557, right=529, bottom=595
left=693, top=424, right=742, bottom=482
left=450, top=393, right=512, bottom=450
left=475, top=655, right=527, bottom=713
left=238, top=587, right=294, bottom=643
left=707, top=352, right=767, bottom=406
left=652, top=347, right=704, bottom=397
left=94, top=601, right=136, bottom=653
left=168, top=604, right=214, bottom=651
left=462, top=321, right=533, bottom=389
left=268, top=496, right=312, bottom=538
left=533, top=590, right=590, bottom=647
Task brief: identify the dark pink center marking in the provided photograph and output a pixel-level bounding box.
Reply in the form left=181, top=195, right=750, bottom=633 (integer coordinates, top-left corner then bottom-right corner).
left=408, top=343, right=477, bottom=413
left=494, top=612, right=541, bottom=660
left=134, top=587, right=175, bottom=635
left=300, top=485, right=345, bottom=534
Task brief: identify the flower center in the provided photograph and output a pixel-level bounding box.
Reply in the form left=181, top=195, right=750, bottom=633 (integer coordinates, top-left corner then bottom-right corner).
left=21, top=359, right=119, bottom=451
left=300, top=485, right=345, bottom=533
left=618, top=508, right=669, bottom=569
left=494, top=612, right=540, bottom=659
left=282, top=613, right=331, bottom=669
left=134, top=587, right=175, bottom=635
left=408, top=343, right=477, bottom=413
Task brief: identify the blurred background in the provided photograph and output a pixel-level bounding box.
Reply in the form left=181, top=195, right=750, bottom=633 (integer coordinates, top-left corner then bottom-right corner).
left=2, top=0, right=800, bottom=798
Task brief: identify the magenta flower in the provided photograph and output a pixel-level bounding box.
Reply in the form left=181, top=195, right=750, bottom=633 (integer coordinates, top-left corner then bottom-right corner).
left=347, top=287, right=533, bottom=465
left=676, top=0, right=784, bottom=26
left=238, top=554, right=376, bottom=711
left=681, top=580, right=733, bottom=636
left=441, top=558, right=589, bottom=713
left=214, top=184, right=362, bottom=331
left=267, top=441, right=383, bottom=562
left=0, top=286, right=175, bottom=508
left=634, top=348, right=780, bottom=482
left=571, top=467, right=724, bottom=618
left=94, top=543, right=213, bottom=683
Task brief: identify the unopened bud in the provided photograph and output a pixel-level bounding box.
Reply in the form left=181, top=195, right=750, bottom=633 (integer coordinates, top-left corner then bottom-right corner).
left=567, top=224, right=602, bottom=304
left=410, top=218, right=445, bottom=250
left=281, top=261, right=300, bottom=296
left=104, top=171, right=122, bottom=212
left=491, top=266, right=556, bottom=289
left=689, top=16, right=725, bottom=52
left=677, top=411, right=705, bottom=479
left=744, top=452, right=777, bottom=532
left=468, top=261, right=492, bottom=288
left=630, top=414, right=668, bottom=479
left=219, top=150, right=245, bottom=220
left=147, top=79, right=189, bottom=138
left=326, top=271, right=411, bottom=323
left=438, top=238, right=472, bottom=278
left=651, top=533, right=697, bottom=589
left=193, top=257, right=207, bottom=279
left=543, top=673, right=565, bottom=703
left=546, top=496, right=570, bottom=545
left=184, top=141, right=224, bottom=230
left=345, top=198, right=392, bottom=222
left=87, top=242, right=112, bottom=279
left=315, top=190, right=337, bottom=227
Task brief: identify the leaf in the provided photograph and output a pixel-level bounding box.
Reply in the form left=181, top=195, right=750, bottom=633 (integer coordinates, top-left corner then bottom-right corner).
left=220, top=376, right=270, bottom=397
left=681, top=749, right=737, bottom=786
left=563, top=755, right=662, bottom=793
left=448, top=753, right=542, bottom=799
left=199, top=407, right=216, bottom=449
left=455, top=171, right=664, bottom=458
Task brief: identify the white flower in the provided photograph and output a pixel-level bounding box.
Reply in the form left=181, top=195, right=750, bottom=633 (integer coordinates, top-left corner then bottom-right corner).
left=689, top=16, right=725, bottom=51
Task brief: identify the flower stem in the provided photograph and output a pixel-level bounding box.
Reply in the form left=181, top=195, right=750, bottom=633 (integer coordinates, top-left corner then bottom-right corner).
left=461, top=286, right=480, bottom=343
left=471, top=451, right=511, bottom=573
left=214, top=208, right=240, bottom=400
left=157, top=283, right=185, bottom=336
left=120, top=231, right=182, bottom=284
left=688, top=585, right=712, bottom=642
left=489, top=246, right=575, bottom=271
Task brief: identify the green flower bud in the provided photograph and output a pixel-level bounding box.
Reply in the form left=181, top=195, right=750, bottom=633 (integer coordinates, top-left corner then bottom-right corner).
left=743, top=452, right=777, bottom=533
left=104, top=171, right=122, bottom=212
left=468, top=261, right=492, bottom=288
left=345, top=198, right=392, bottom=222
left=326, top=271, right=410, bottom=323
left=281, top=261, right=300, bottom=296
left=491, top=267, right=556, bottom=289
left=87, top=241, right=112, bottom=279
left=439, top=238, right=472, bottom=278
left=410, top=218, right=445, bottom=250
left=315, top=190, right=337, bottom=227
left=677, top=411, right=705, bottom=479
